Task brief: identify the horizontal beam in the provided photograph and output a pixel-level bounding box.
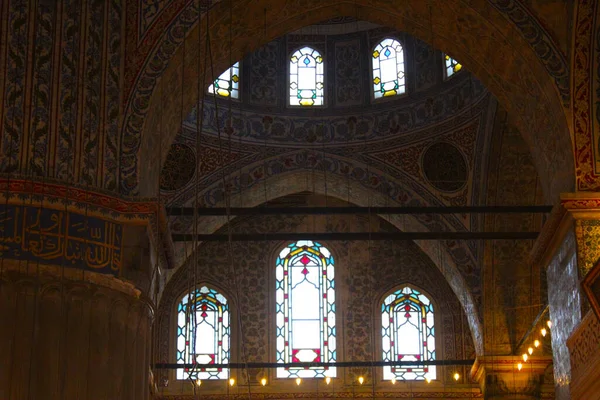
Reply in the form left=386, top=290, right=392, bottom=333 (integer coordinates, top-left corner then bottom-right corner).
left=172, top=231, right=539, bottom=242
left=167, top=205, right=552, bottom=216
left=154, top=359, right=475, bottom=370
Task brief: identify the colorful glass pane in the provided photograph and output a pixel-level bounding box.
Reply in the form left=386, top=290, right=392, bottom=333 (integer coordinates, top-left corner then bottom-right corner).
left=289, top=47, right=324, bottom=106
left=372, top=38, right=405, bottom=99
left=208, top=62, right=240, bottom=99
left=176, top=286, right=230, bottom=380
left=444, top=54, right=462, bottom=79
left=276, top=240, right=336, bottom=378
left=382, top=286, right=435, bottom=381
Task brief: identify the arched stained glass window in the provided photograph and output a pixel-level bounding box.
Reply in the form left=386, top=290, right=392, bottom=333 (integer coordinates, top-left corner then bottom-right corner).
left=176, top=286, right=230, bottom=380
left=208, top=62, right=240, bottom=98
left=444, top=54, right=462, bottom=79
left=382, top=286, right=435, bottom=381
left=275, top=240, right=336, bottom=378
left=289, top=47, right=324, bottom=106
left=372, top=38, right=405, bottom=99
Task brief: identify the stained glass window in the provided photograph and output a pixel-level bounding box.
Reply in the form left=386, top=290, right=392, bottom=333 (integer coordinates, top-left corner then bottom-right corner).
left=289, top=47, right=324, bottom=106
left=208, top=62, right=240, bottom=98
left=444, top=54, right=462, bottom=79
left=382, top=286, right=435, bottom=381
left=275, top=240, right=336, bottom=378
left=372, top=38, right=405, bottom=99
left=176, top=286, right=230, bottom=380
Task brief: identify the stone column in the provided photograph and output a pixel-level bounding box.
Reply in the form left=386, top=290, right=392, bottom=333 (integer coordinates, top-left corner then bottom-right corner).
left=471, top=356, right=553, bottom=399
left=536, top=193, right=600, bottom=399
left=0, top=261, right=153, bottom=400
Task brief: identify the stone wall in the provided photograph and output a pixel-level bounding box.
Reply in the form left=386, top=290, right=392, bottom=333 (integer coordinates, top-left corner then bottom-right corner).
left=156, top=206, right=476, bottom=392
left=482, top=108, right=545, bottom=354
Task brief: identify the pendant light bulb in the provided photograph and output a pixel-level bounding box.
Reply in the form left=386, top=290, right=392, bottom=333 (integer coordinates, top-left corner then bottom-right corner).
left=528, top=347, right=534, bottom=355
left=261, top=378, right=267, bottom=386
left=391, top=377, right=396, bottom=385
left=425, top=376, right=431, bottom=384
left=547, top=320, right=552, bottom=329
left=229, top=378, right=235, bottom=387
left=517, top=363, right=523, bottom=371
left=358, top=376, right=364, bottom=385
left=534, top=339, right=540, bottom=348
left=522, top=353, right=528, bottom=362
left=325, top=376, right=331, bottom=385
left=296, top=378, right=302, bottom=386
left=453, top=372, right=460, bottom=381
left=196, top=379, right=202, bottom=387
left=541, top=328, right=547, bottom=337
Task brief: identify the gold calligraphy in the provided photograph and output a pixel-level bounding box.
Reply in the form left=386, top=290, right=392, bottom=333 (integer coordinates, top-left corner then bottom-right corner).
left=0, top=205, right=122, bottom=274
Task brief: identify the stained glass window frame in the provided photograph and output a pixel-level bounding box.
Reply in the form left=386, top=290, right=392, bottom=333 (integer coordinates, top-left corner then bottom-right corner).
left=371, top=38, right=406, bottom=100
left=275, top=240, right=336, bottom=378
left=443, top=54, right=462, bottom=79
left=380, top=285, right=436, bottom=381
left=288, top=46, right=325, bottom=107
left=208, top=61, right=241, bottom=99
left=175, top=285, right=231, bottom=381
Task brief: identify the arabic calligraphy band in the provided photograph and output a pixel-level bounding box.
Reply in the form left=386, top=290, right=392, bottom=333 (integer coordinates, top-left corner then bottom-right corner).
left=0, top=205, right=123, bottom=276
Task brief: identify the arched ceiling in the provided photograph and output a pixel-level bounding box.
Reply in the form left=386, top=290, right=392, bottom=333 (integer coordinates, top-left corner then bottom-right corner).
left=128, top=0, right=573, bottom=202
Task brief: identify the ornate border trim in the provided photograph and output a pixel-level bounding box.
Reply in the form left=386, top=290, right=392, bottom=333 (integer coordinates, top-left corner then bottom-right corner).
left=155, top=391, right=483, bottom=399
left=488, top=0, right=569, bottom=105
left=573, top=0, right=600, bottom=190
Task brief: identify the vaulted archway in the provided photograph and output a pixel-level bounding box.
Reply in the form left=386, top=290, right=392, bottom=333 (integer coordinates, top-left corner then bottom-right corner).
left=132, top=0, right=574, bottom=202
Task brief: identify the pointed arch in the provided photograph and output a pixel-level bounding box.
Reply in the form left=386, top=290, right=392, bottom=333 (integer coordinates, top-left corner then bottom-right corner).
left=275, top=240, right=336, bottom=378
left=372, top=38, right=405, bottom=99
left=207, top=62, right=240, bottom=98
left=176, top=285, right=230, bottom=380
left=444, top=54, right=462, bottom=79
left=381, top=285, right=435, bottom=381
left=289, top=46, right=324, bottom=106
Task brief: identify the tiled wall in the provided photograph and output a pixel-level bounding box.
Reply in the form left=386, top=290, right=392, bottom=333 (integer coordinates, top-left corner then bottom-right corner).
left=547, top=229, right=581, bottom=400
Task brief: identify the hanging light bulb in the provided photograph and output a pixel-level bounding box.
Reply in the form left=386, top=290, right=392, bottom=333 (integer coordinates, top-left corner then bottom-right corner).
left=229, top=378, right=235, bottom=387
left=534, top=339, right=540, bottom=348
left=517, top=363, right=523, bottom=371
left=541, top=328, right=547, bottom=337
left=260, top=378, right=267, bottom=386
left=528, top=347, right=534, bottom=355
left=391, top=377, right=396, bottom=385
left=196, top=379, right=202, bottom=387
left=522, top=353, right=528, bottom=362
left=296, top=378, right=302, bottom=386
left=453, top=372, right=460, bottom=381
left=425, top=376, right=431, bottom=384
left=358, top=376, right=364, bottom=385
left=325, top=376, right=331, bottom=385
left=547, top=320, right=552, bottom=329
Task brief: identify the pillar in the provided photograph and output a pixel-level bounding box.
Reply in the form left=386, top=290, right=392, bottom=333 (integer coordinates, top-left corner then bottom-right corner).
left=0, top=179, right=169, bottom=400
left=0, top=261, right=153, bottom=400
left=537, top=193, right=600, bottom=399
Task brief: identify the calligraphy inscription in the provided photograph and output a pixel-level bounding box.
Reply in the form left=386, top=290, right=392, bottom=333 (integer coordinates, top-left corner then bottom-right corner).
left=0, top=205, right=123, bottom=276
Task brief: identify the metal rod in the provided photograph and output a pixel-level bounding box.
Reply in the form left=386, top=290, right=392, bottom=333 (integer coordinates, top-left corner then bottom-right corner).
left=154, top=359, right=475, bottom=369
left=172, top=231, right=539, bottom=242
left=166, top=205, right=552, bottom=216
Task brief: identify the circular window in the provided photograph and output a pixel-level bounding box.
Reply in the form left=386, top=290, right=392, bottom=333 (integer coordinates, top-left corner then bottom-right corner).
left=159, top=143, right=196, bottom=191
left=422, top=142, right=467, bottom=192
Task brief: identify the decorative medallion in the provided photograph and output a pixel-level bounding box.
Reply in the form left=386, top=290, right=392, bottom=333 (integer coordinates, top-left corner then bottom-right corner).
left=422, top=142, right=467, bottom=192
left=159, top=143, right=196, bottom=191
